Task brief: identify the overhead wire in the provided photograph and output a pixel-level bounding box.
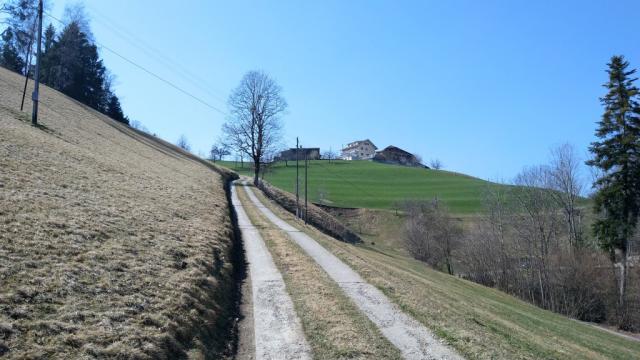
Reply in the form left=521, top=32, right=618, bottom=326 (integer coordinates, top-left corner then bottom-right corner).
left=43, top=11, right=228, bottom=116
left=83, top=4, right=228, bottom=106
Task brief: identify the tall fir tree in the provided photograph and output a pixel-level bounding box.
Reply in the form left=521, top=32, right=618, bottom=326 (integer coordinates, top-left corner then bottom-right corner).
left=2, top=3, right=130, bottom=125
left=40, top=23, right=56, bottom=85
left=47, top=21, right=108, bottom=112
left=105, top=93, right=128, bottom=124
left=0, top=27, right=24, bottom=72
left=587, top=55, right=640, bottom=329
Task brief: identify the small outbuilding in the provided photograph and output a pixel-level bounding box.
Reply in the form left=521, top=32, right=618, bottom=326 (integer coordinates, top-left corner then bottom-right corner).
left=275, top=148, right=320, bottom=161
left=373, top=146, right=425, bottom=167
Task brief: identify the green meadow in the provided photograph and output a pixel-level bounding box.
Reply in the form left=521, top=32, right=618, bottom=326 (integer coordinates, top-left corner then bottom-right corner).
left=218, top=160, right=504, bottom=214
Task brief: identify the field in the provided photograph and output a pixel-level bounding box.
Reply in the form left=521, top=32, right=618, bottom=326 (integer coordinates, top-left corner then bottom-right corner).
left=218, top=160, right=503, bottom=214
left=248, top=184, right=640, bottom=359
left=0, top=68, right=240, bottom=358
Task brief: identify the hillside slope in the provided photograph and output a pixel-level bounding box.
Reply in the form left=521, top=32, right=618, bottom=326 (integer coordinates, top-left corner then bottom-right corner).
left=0, top=68, right=239, bottom=358
left=220, top=160, right=502, bottom=214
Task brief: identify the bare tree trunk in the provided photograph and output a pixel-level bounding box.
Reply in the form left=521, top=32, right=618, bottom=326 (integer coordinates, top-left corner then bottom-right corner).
left=254, top=159, right=260, bottom=185
left=446, top=256, right=453, bottom=275
left=618, top=249, right=628, bottom=327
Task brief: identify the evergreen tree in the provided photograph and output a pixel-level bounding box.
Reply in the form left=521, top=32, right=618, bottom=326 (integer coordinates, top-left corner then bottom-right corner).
left=47, top=21, right=108, bottom=111
left=587, top=55, right=640, bottom=329
left=105, top=93, right=128, bottom=124
left=2, top=3, right=131, bottom=127
left=0, top=27, right=24, bottom=72
left=43, top=23, right=56, bottom=53
left=40, top=23, right=56, bottom=85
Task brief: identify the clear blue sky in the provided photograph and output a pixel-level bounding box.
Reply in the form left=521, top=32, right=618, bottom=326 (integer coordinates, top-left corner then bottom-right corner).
left=49, top=0, right=640, bottom=181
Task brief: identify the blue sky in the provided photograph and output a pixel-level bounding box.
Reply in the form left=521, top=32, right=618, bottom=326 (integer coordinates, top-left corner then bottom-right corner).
left=48, top=0, right=640, bottom=181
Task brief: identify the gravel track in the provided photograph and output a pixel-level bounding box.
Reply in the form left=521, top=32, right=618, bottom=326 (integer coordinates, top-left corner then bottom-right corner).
left=231, top=184, right=311, bottom=360
left=241, top=182, right=463, bottom=360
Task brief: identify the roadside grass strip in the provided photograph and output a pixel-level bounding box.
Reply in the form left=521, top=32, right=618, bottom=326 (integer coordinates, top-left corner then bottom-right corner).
left=230, top=184, right=311, bottom=359
left=241, top=182, right=463, bottom=360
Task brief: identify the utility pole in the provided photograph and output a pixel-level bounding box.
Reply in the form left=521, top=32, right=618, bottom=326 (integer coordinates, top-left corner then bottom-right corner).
left=20, top=19, right=38, bottom=111
left=304, top=150, right=308, bottom=224
left=296, top=137, right=300, bottom=219
left=31, top=0, right=43, bottom=126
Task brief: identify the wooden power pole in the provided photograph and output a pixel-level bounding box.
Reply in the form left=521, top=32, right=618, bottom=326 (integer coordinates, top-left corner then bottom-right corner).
left=304, top=150, right=308, bottom=224
left=31, top=0, right=43, bottom=126
left=20, top=19, right=38, bottom=111
left=296, top=137, right=300, bottom=219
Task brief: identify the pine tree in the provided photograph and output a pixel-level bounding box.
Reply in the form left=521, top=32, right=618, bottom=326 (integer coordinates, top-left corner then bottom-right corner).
left=43, top=23, right=56, bottom=53
left=105, top=93, right=128, bottom=124
left=47, top=21, right=108, bottom=111
left=0, top=27, right=24, bottom=72
left=40, top=23, right=56, bottom=85
left=587, top=55, right=640, bottom=329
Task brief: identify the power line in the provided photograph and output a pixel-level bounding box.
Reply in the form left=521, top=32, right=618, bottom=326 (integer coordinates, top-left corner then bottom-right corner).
left=43, top=11, right=228, bottom=116
left=83, top=4, right=228, bottom=106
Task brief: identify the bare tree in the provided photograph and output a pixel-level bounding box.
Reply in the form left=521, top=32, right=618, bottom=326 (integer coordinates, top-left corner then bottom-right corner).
left=403, top=199, right=462, bottom=275
left=512, top=166, right=562, bottom=309
left=223, top=71, right=286, bottom=185
left=210, top=139, right=231, bottom=162
left=322, top=148, right=338, bottom=163
left=176, top=134, right=190, bottom=152
left=548, top=143, right=585, bottom=248
left=1, top=0, right=41, bottom=76
left=429, top=158, right=443, bottom=170
left=62, top=3, right=93, bottom=41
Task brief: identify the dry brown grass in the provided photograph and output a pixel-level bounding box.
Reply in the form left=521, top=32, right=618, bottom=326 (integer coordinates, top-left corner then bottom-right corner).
left=0, top=67, right=239, bottom=359
left=236, top=184, right=401, bottom=359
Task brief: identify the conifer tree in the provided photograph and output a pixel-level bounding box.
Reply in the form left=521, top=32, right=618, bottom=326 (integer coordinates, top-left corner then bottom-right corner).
left=0, top=27, right=24, bottom=72
left=105, top=93, right=128, bottom=124
left=47, top=21, right=107, bottom=111
left=587, top=55, right=640, bottom=329
left=40, top=23, right=56, bottom=85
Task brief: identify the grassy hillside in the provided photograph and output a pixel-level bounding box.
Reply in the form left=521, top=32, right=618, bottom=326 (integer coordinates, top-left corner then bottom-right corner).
left=0, top=67, right=239, bottom=358
left=249, top=185, right=640, bottom=359
left=219, top=160, right=502, bottom=214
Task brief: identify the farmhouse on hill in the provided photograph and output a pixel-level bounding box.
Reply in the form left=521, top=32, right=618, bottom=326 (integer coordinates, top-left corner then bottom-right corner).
left=340, top=139, right=377, bottom=160
left=373, top=145, right=425, bottom=167
left=275, top=147, right=321, bottom=161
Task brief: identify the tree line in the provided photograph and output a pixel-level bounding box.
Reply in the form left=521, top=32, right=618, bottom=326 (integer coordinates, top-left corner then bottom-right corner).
left=0, top=0, right=129, bottom=124
left=403, top=55, right=640, bottom=331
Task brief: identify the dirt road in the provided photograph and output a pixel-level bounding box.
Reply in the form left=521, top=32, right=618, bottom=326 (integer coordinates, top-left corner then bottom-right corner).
left=231, top=184, right=311, bottom=359
left=239, top=181, right=462, bottom=360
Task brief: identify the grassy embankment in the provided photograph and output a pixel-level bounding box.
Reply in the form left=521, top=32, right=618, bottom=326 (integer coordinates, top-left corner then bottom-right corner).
left=235, top=183, right=402, bottom=359
left=247, top=184, right=640, bottom=360
left=0, top=67, right=240, bottom=358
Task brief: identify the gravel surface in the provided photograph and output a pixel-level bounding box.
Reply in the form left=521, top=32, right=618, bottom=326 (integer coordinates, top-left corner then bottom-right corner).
left=231, top=184, right=311, bottom=360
